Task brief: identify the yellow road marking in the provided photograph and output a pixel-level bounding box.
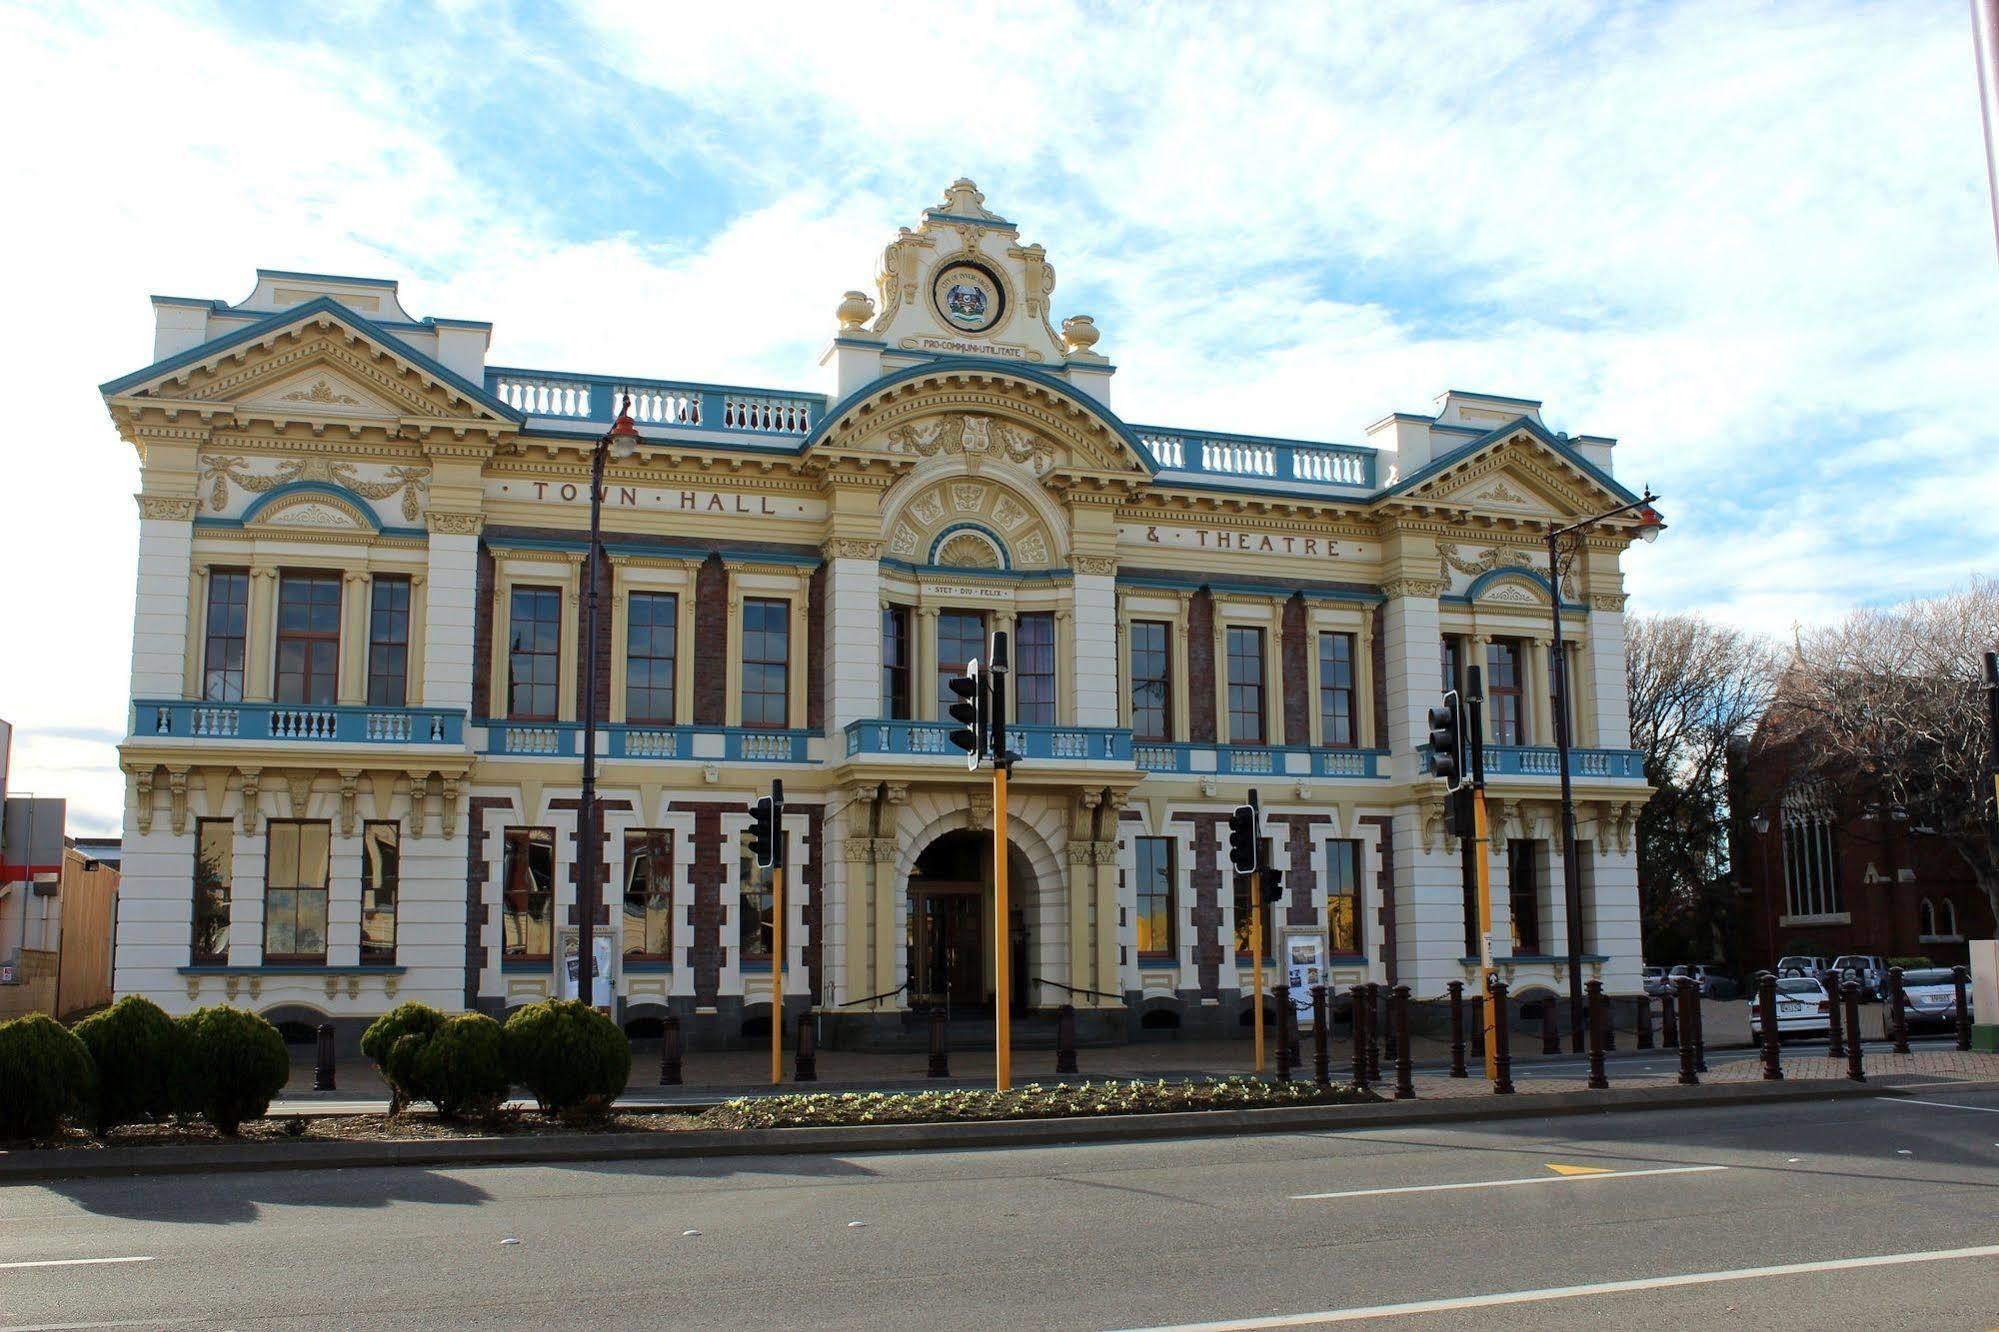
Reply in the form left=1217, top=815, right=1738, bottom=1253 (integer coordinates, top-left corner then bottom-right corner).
left=1546, top=1162, right=1615, bottom=1177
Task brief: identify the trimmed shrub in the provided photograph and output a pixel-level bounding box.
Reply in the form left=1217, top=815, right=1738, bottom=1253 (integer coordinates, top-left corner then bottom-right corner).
left=0, top=1013, right=95, bottom=1139
left=177, top=1006, right=289, bottom=1135
left=1888, top=956, right=1934, bottom=971
left=360, top=1001, right=446, bottom=1111
left=412, top=1013, right=509, bottom=1120
left=73, top=995, right=180, bottom=1132
left=502, top=999, right=630, bottom=1116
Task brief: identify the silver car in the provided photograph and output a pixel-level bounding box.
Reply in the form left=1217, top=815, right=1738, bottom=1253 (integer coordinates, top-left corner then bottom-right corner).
left=1896, top=967, right=1970, bottom=1030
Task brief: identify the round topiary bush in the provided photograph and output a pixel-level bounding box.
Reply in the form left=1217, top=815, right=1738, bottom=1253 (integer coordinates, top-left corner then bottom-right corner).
left=360, top=1001, right=446, bottom=1112
left=412, top=1013, right=509, bottom=1120
left=0, top=1012, right=95, bottom=1139
left=177, top=1006, right=289, bottom=1135
left=73, top=995, right=180, bottom=1132
left=502, top=999, right=630, bottom=1116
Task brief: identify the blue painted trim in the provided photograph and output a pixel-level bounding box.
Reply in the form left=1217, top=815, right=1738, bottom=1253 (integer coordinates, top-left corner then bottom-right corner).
left=239, top=481, right=384, bottom=532
left=177, top=964, right=407, bottom=975
left=922, top=209, right=1016, bottom=228
left=1378, top=414, right=1640, bottom=507
left=500, top=959, right=551, bottom=973
left=926, top=522, right=1010, bottom=570
left=1138, top=959, right=1178, bottom=970
left=100, top=295, right=523, bottom=422
left=1148, top=475, right=1371, bottom=499
left=621, top=960, right=674, bottom=974
left=1112, top=572, right=1383, bottom=604
left=877, top=557, right=1071, bottom=582
left=1459, top=565, right=1555, bottom=604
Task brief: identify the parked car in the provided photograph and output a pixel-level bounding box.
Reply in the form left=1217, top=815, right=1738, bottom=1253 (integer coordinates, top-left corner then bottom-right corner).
left=1642, top=965, right=1670, bottom=996
left=1895, top=968, right=1971, bottom=1031
left=1667, top=964, right=1739, bottom=999
left=1749, top=976, right=1833, bottom=1042
left=1775, top=955, right=1831, bottom=983
left=1831, top=955, right=1889, bottom=1000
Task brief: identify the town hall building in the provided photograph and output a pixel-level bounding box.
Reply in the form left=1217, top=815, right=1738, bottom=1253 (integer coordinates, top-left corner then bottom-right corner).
left=104, top=180, right=1656, bottom=1048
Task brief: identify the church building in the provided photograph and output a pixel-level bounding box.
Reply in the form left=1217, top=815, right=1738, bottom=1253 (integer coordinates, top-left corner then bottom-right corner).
left=103, top=180, right=1656, bottom=1048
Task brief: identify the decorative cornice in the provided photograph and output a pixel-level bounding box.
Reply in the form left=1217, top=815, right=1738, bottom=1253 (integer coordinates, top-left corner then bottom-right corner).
left=1381, top=576, right=1449, bottom=600
left=1590, top=593, right=1629, bottom=612
left=1071, top=555, right=1117, bottom=577
left=426, top=510, right=485, bottom=536
left=824, top=537, right=886, bottom=561
left=136, top=494, right=198, bottom=521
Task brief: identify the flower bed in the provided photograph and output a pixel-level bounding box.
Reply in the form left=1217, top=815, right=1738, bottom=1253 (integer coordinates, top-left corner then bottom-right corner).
left=703, top=1077, right=1374, bottom=1130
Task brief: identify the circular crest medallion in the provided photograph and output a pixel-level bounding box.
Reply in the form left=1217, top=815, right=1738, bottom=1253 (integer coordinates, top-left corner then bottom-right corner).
left=931, top=260, right=1005, bottom=335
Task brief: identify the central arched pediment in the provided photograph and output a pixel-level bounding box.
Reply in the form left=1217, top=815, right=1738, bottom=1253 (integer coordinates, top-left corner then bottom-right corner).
left=879, top=468, right=1066, bottom=570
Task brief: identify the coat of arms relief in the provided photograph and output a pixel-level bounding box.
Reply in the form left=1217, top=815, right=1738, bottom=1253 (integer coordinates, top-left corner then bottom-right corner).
left=879, top=413, right=1056, bottom=478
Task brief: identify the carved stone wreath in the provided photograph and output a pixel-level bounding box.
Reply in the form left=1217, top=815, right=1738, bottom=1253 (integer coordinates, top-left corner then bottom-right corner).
left=879, top=414, right=1055, bottom=477
left=1437, top=540, right=1579, bottom=600
left=202, top=454, right=431, bottom=523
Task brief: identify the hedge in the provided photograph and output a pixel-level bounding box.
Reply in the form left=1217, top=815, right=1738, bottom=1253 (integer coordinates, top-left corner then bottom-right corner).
left=176, top=1006, right=290, bottom=1135
left=412, top=1013, right=509, bottom=1119
left=0, top=1013, right=95, bottom=1139
left=73, top=995, right=180, bottom=1131
left=502, top=999, right=629, bottom=1116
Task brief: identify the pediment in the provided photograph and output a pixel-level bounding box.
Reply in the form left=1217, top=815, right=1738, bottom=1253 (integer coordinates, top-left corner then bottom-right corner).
left=1395, top=424, right=1635, bottom=521
left=879, top=471, right=1066, bottom=570
left=241, top=483, right=382, bottom=534
left=241, top=366, right=402, bottom=419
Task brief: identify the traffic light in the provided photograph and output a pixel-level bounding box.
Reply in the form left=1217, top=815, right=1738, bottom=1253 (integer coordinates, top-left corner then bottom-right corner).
left=746, top=779, right=784, bottom=870
left=1262, top=866, right=1285, bottom=907
left=1428, top=691, right=1467, bottom=790
left=947, top=658, right=987, bottom=770
left=1227, top=789, right=1261, bottom=876
left=987, top=629, right=1017, bottom=770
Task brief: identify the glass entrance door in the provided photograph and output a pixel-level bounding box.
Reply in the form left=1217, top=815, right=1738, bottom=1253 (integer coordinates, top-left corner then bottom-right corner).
left=910, top=889, right=983, bottom=1009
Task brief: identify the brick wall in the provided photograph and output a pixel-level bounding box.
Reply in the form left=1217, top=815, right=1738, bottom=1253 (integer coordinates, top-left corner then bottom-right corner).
left=692, top=555, right=728, bottom=726
left=1271, top=812, right=1330, bottom=928
left=471, top=544, right=496, bottom=717
left=806, top=562, right=827, bottom=731
left=575, top=551, right=614, bottom=721
left=1281, top=593, right=1309, bottom=744
left=463, top=796, right=513, bottom=1008
left=1371, top=603, right=1389, bottom=745
left=672, top=800, right=730, bottom=1005
left=1360, top=814, right=1397, bottom=984
left=1188, top=587, right=1216, bottom=743
left=551, top=797, right=628, bottom=927
left=1174, top=810, right=1230, bottom=995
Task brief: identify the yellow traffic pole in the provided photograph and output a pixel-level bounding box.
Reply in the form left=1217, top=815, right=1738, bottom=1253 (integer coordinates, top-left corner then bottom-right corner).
left=1250, top=870, right=1266, bottom=1075
left=1472, top=792, right=1497, bottom=1081
left=994, top=762, right=1012, bottom=1091
left=770, top=863, right=784, bottom=1086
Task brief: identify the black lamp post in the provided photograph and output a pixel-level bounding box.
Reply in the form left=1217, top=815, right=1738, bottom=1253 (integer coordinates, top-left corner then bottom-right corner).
left=1547, top=489, right=1663, bottom=1051
left=576, top=396, right=643, bottom=1007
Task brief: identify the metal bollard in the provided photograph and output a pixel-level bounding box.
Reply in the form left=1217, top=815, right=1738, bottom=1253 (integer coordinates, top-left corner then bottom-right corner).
left=1954, top=965, right=1973, bottom=1052
left=1056, top=1003, right=1080, bottom=1076
left=1447, top=980, right=1468, bottom=1077
left=1273, top=988, right=1293, bottom=1082
left=1692, top=986, right=1708, bottom=1072
left=1676, top=978, right=1700, bottom=1085
left=1349, top=984, right=1369, bottom=1089
left=1392, top=985, right=1414, bottom=1100
left=1286, top=993, right=1304, bottom=1072
left=1844, top=982, right=1866, bottom=1082
left=1827, top=979, right=1847, bottom=1058
left=1889, top=966, right=1912, bottom=1055
left=1312, top=985, right=1331, bottom=1085
left=1585, top=980, right=1608, bottom=1090
left=1364, top=982, right=1382, bottom=1084
left=1635, top=991, right=1654, bottom=1050
left=1756, top=972, right=1783, bottom=1081
left=793, top=1013, right=817, bottom=1083
left=660, top=1014, right=683, bottom=1086
left=1540, top=995, right=1560, bottom=1055
left=1661, top=988, right=1679, bottom=1049
left=927, top=1007, right=949, bottom=1078
left=314, top=1023, right=336, bottom=1092
left=1489, top=978, right=1515, bottom=1094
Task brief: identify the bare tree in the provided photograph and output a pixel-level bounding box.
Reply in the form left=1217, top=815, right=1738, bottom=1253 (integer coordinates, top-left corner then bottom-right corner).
left=1626, top=614, right=1779, bottom=960
left=1764, top=579, right=1999, bottom=923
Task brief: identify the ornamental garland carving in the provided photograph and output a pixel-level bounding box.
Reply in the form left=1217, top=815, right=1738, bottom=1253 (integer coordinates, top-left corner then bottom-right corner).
left=1436, top=540, right=1579, bottom=600
left=880, top=414, right=1055, bottom=477
left=136, top=495, right=198, bottom=521
left=201, top=454, right=431, bottom=522
left=1380, top=577, right=1449, bottom=600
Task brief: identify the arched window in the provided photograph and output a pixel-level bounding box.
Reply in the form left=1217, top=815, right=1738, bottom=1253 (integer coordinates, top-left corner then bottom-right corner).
left=1919, top=898, right=1936, bottom=939
left=1779, top=788, right=1843, bottom=919
left=1942, top=899, right=1959, bottom=938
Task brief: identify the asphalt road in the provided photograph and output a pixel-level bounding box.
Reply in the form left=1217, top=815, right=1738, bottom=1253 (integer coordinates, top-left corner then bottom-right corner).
left=6, top=1086, right=1999, bottom=1329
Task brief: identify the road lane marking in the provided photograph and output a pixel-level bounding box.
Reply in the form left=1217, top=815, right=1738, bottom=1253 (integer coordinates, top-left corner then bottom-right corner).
left=1544, top=1163, right=1613, bottom=1177
left=1896, top=1098, right=1999, bottom=1115
left=0, top=1257, right=155, bottom=1272
left=1289, top=1164, right=1725, bottom=1200
left=1112, top=1241, right=1999, bottom=1330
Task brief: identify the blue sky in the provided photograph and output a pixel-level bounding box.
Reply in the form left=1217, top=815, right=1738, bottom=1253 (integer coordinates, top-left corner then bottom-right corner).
left=1, top=0, right=1995, bottom=833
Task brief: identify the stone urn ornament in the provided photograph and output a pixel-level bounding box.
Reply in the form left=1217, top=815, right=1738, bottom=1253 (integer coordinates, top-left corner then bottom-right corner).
left=1061, top=314, right=1101, bottom=355
left=836, top=290, right=876, bottom=331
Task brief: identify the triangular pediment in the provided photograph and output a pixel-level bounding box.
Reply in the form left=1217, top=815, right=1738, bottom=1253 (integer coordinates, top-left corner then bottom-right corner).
left=1391, top=420, right=1639, bottom=520
left=242, top=366, right=402, bottom=419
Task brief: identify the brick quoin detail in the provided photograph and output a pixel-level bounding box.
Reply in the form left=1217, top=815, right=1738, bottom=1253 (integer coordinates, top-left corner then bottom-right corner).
left=1281, top=593, right=1309, bottom=745
left=1370, top=603, right=1389, bottom=743
left=802, top=804, right=824, bottom=1002
left=471, top=544, right=496, bottom=717
left=1173, top=810, right=1231, bottom=996
left=692, top=555, right=729, bottom=726
left=1270, top=812, right=1331, bottom=929
left=806, top=562, right=827, bottom=731
left=575, top=550, right=613, bottom=722
left=1188, top=587, right=1217, bottom=743
left=1360, top=813, right=1397, bottom=985
left=672, top=800, right=731, bottom=1005
left=550, top=797, right=629, bottom=927
left=463, top=796, right=513, bottom=1007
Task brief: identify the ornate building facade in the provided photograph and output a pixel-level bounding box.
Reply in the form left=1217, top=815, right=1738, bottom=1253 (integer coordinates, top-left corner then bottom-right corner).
left=105, top=181, right=1655, bottom=1047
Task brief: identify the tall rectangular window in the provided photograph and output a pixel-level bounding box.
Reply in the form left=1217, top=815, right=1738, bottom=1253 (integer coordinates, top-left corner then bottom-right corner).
left=1325, top=839, right=1362, bottom=956
left=881, top=606, right=912, bottom=719
left=625, top=591, right=678, bottom=724
left=275, top=572, right=342, bottom=706
left=741, top=597, right=791, bottom=728
left=1507, top=840, right=1542, bottom=953
left=360, top=822, right=399, bottom=963
left=1015, top=612, right=1056, bottom=726
left=191, top=819, right=234, bottom=964
left=1128, top=619, right=1172, bottom=741
left=1134, top=836, right=1175, bottom=960
left=623, top=830, right=673, bottom=961
left=507, top=586, right=563, bottom=721
left=1233, top=837, right=1275, bottom=962
left=1226, top=626, right=1266, bottom=744
left=264, top=820, right=331, bottom=963
left=501, top=827, right=555, bottom=960
left=1441, top=636, right=1463, bottom=697
left=202, top=570, right=250, bottom=702
left=1781, top=803, right=1844, bottom=918
left=366, top=576, right=411, bottom=707
left=739, top=847, right=773, bottom=962
left=936, top=611, right=986, bottom=716
left=1318, top=631, right=1357, bottom=747
left=1487, top=640, right=1524, bottom=746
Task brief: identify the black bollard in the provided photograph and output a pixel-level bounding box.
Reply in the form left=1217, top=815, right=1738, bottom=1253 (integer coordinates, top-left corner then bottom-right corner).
left=314, top=1023, right=336, bottom=1092
left=1676, top=978, right=1700, bottom=1086
left=794, top=1013, right=817, bottom=1083
left=1056, top=1003, right=1080, bottom=1076
left=660, top=1014, right=683, bottom=1086
left=1489, top=978, right=1515, bottom=1094
left=1635, top=991, right=1654, bottom=1050
left=1273, top=988, right=1293, bottom=1082
left=1954, top=965, right=1973, bottom=1052
left=1827, top=979, right=1846, bottom=1058
left=1889, top=966, right=1911, bottom=1055
left=1691, top=985, right=1708, bottom=1072
left=1286, top=992, right=1303, bottom=1071
left=1844, top=982, right=1866, bottom=1081
left=1660, top=988, right=1679, bottom=1049
left=1585, top=980, right=1609, bottom=1090
left=1447, top=980, right=1468, bottom=1077
left=1756, top=972, right=1783, bottom=1081
left=1364, top=982, right=1382, bottom=1084
left=1540, top=995, right=1560, bottom=1055
left=1312, top=985, right=1331, bottom=1085
left=1349, top=984, right=1369, bottom=1089
left=927, top=1006, right=949, bottom=1078
left=1392, top=985, right=1414, bottom=1100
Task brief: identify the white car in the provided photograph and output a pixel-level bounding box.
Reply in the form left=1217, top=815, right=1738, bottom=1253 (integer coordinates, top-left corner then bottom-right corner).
left=1749, top=976, right=1832, bottom=1042
left=1896, top=968, right=1969, bottom=1030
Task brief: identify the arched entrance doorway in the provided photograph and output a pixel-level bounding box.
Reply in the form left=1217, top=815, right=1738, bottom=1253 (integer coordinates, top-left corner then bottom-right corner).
left=906, top=829, right=1035, bottom=1015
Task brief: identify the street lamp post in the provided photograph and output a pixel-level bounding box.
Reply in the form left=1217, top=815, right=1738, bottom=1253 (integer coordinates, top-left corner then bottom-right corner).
left=576, top=396, right=643, bottom=1010
left=1546, top=488, right=1662, bottom=1051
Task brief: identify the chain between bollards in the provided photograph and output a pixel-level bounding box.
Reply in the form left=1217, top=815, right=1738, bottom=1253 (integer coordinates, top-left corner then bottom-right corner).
left=1311, top=985, right=1330, bottom=1086
left=1843, top=981, right=1866, bottom=1081
left=1756, top=971, right=1783, bottom=1081
left=1585, top=980, right=1608, bottom=1090
left=1392, top=984, right=1414, bottom=1100
left=1675, top=978, right=1700, bottom=1085
left=1446, top=979, right=1467, bottom=1077
left=659, top=1014, right=683, bottom=1086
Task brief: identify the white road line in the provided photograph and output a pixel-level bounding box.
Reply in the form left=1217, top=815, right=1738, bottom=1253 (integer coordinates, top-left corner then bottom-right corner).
left=1894, top=1097, right=1999, bottom=1115
left=0, top=1257, right=155, bottom=1272
left=1112, top=1242, right=1999, bottom=1330
left=1289, top=1163, right=1725, bottom=1200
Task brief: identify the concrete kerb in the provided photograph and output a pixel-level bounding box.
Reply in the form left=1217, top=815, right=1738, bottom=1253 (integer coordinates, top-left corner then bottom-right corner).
left=0, top=1078, right=1907, bottom=1183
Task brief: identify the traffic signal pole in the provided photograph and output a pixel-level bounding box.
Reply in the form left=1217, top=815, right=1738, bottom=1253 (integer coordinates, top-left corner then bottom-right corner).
left=770, top=861, right=784, bottom=1086
left=1467, top=667, right=1497, bottom=1081
left=1250, top=870, right=1266, bottom=1075
left=994, top=759, right=1012, bottom=1091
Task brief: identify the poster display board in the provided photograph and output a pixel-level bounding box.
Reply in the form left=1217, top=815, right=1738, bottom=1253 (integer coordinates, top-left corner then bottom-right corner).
left=1283, top=930, right=1327, bottom=1028
left=559, top=930, right=614, bottom=1010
